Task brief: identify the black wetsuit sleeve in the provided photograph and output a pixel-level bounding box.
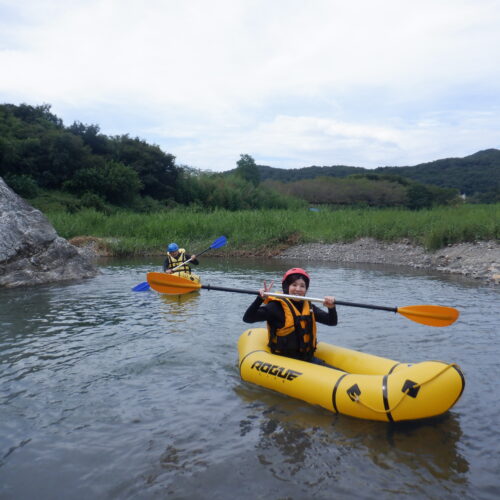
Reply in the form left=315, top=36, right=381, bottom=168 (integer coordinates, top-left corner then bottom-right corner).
left=184, top=253, right=199, bottom=265
left=162, top=258, right=169, bottom=272
left=243, top=297, right=285, bottom=328
left=312, top=304, right=338, bottom=326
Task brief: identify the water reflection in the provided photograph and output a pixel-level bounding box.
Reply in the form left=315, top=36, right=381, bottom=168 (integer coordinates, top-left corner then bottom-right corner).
left=159, top=291, right=200, bottom=308
left=1, top=257, right=497, bottom=500
left=156, top=290, right=201, bottom=328
left=234, top=384, right=469, bottom=493
left=387, top=415, right=467, bottom=467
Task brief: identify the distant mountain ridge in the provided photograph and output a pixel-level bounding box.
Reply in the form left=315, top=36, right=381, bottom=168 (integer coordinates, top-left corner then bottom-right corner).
left=255, top=149, right=500, bottom=196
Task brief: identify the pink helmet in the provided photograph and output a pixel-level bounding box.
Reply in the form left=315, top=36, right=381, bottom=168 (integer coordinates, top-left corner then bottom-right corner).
left=282, top=268, right=310, bottom=283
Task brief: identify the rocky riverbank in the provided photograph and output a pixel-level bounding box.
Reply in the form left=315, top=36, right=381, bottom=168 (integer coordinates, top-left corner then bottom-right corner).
left=276, top=238, right=500, bottom=285
left=72, top=234, right=499, bottom=285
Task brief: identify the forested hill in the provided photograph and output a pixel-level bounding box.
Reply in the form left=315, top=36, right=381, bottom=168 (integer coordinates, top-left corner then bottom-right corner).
left=256, top=149, right=500, bottom=196
left=257, top=164, right=367, bottom=182
left=1, top=103, right=498, bottom=209
left=375, top=149, right=500, bottom=196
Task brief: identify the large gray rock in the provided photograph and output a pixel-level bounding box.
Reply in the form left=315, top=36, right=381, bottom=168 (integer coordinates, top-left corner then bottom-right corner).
left=0, top=177, right=98, bottom=287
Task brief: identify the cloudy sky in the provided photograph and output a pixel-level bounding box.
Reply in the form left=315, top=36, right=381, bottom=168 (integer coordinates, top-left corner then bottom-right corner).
left=1, top=0, right=499, bottom=172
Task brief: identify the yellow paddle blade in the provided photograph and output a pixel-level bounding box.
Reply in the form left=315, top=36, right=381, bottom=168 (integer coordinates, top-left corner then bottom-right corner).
left=147, top=272, right=201, bottom=295
left=397, top=305, right=459, bottom=327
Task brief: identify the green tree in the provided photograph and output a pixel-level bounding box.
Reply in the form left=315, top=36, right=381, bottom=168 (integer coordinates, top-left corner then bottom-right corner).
left=3, top=173, right=40, bottom=198
left=68, top=122, right=112, bottom=156
left=235, top=154, right=260, bottom=187
left=406, top=183, right=433, bottom=210
left=111, top=135, right=179, bottom=200
left=63, top=160, right=142, bottom=205
left=9, top=103, right=63, bottom=128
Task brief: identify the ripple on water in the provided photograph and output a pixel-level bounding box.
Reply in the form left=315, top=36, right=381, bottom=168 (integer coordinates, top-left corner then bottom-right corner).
left=0, top=259, right=499, bottom=499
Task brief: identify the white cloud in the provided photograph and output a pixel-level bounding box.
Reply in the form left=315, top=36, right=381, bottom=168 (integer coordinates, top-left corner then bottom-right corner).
left=1, top=0, right=500, bottom=170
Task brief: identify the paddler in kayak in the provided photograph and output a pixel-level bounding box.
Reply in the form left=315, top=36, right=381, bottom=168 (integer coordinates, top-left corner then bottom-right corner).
left=163, top=242, right=199, bottom=275
left=243, top=268, right=337, bottom=362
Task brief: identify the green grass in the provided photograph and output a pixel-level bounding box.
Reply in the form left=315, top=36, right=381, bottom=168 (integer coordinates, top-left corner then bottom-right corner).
left=45, top=204, right=499, bottom=255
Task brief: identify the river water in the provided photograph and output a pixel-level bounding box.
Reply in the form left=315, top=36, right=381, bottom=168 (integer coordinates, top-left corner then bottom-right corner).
left=1, top=257, right=499, bottom=500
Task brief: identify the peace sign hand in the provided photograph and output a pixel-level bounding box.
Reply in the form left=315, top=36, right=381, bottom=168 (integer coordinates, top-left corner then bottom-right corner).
left=259, top=280, right=274, bottom=298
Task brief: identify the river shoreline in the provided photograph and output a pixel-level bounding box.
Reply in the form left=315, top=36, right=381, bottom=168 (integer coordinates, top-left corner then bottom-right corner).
left=73, top=237, right=500, bottom=285
left=276, top=238, right=500, bottom=285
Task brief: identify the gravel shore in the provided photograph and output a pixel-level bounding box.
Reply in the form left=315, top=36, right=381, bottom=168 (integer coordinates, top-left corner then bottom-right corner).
left=72, top=236, right=499, bottom=285
left=276, top=239, right=500, bottom=285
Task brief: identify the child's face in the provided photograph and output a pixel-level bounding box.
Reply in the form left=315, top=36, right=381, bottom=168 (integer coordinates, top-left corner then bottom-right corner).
left=288, top=278, right=307, bottom=296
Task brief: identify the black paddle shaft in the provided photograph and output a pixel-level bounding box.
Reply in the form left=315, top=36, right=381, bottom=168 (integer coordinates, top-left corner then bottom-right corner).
left=202, top=284, right=257, bottom=295
left=195, top=247, right=213, bottom=258
left=201, top=284, right=397, bottom=313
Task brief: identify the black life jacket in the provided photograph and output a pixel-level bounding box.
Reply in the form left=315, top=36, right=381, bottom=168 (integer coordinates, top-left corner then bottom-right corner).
left=265, top=297, right=317, bottom=360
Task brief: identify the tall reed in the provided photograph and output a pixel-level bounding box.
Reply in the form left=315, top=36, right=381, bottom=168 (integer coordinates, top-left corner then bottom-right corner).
left=46, top=204, right=499, bottom=254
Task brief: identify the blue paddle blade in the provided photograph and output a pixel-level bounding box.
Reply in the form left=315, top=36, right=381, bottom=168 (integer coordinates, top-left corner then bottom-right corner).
left=132, top=281, right=150, bottom=292
left=210, top=236, right=227, bottom=249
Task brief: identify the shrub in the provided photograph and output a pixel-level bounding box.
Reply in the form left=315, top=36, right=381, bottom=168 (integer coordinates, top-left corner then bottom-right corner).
left=4, top=174, right=40, bottom=198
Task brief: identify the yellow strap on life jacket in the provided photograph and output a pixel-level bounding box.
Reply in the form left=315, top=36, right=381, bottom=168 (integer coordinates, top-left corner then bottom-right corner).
left=167, top=248, right=190, bottom=273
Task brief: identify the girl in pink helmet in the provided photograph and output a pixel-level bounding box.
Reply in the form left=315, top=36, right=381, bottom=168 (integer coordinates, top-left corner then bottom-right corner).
left=243, top=268, right=337, bottom=362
